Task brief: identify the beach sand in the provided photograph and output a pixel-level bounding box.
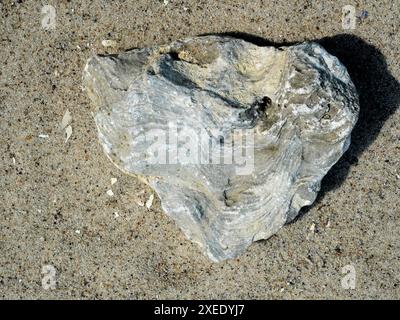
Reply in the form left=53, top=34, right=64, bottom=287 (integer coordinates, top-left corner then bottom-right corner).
left=1, top=0, right=399, bottom=299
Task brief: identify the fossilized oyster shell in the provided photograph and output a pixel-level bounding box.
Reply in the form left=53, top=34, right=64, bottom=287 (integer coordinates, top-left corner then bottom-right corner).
left=83, top=36, right=359, bottom=262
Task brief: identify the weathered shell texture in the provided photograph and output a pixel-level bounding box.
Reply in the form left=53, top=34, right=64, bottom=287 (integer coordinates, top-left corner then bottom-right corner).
left=83, top=36, right=359, bottom=262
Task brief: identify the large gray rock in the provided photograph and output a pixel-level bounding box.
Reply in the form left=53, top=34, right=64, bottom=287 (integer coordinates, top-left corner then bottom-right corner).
left=83, top=36, right=359, bottom=262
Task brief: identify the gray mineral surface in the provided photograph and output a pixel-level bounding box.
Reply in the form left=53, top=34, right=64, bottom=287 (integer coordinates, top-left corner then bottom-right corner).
left=83, top=36, right=359, bottom=261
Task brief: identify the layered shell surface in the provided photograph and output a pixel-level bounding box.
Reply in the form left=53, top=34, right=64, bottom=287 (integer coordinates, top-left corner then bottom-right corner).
left=83, top=36, right=359, bottom=261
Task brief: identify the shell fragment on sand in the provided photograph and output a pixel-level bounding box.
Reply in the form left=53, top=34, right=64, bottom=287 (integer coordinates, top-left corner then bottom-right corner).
left=83, top=36, right=359, bottom=262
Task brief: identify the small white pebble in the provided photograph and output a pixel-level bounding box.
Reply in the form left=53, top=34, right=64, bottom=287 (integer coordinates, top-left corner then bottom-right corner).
left=12, top=157, right=16, bottom=165
left=163, top=0, right=169, bottom=5
left=61, top=110, right=72, bottom=129
left=106, top=189, right=114, bottom=197
left=39, top=134, right=49, bottom=139
left=136, top=200, right=145, bottom=207
left=111, top=178, right=117, bottom=185
left=114, top=211, right=119, bottom=218
left=309, top=223, right=316, bottom=233
left=101, top=39, right=117, bottom=48
left=64, top=125, right=72, bottom=143
left=146, top=194, right=154, bottom=209
left=326, top=220, right=331, bottom=228
left=75, top=229, right=81, bottom=234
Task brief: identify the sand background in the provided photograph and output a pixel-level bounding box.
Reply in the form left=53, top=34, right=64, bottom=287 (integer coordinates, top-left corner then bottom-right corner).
left=1, top=0, right=399, bottom=299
